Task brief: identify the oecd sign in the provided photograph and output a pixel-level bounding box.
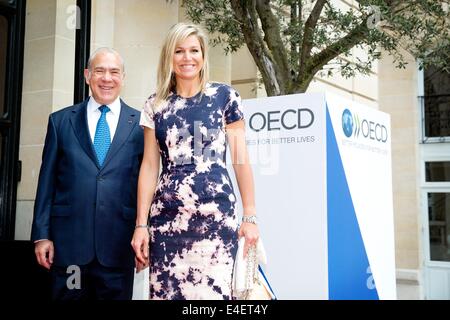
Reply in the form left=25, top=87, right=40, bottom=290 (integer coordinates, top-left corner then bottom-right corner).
left=342, top=109, right=388, bottom=142
left=249, top=108, right=314, bottom=132
left=230, top=92, right=395, bottom=300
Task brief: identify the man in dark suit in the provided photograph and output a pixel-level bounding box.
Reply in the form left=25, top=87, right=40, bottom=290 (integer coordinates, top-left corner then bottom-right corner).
left=31, top=47, right=144, bottom=300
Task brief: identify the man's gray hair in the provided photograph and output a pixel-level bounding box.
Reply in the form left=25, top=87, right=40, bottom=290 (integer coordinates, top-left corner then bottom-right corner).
left=87, top=47, right=125, bottom=73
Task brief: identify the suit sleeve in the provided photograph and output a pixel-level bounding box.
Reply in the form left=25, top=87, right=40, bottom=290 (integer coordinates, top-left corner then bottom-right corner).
left=30, top=115, right=58, bottom=242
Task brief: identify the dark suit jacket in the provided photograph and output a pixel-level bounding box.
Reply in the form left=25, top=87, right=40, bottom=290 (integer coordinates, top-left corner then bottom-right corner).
left=31, top=98, right=144, bottom=268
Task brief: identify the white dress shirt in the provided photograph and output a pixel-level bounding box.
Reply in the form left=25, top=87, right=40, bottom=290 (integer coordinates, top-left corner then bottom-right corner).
left=87, top=96, right=121, bottom=143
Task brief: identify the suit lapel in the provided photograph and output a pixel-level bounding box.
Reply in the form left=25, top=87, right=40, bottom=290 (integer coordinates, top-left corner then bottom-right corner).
left=100, top=100, right=138, bottom=170
left=70, top=99, right=100, bottom=169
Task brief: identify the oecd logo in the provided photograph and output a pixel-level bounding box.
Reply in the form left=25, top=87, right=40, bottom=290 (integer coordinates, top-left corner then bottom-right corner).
left=341, top=108, right=388, bottom=143
left=249, top=108, right=314, bottom=132
left=342, top=109, right=354, bottom=138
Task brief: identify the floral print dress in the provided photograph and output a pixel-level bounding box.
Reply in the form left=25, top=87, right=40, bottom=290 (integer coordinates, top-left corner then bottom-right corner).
left=140, top=82, right=243, bottom=300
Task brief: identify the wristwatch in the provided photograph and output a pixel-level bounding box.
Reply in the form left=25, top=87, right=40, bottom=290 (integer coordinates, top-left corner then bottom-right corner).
left=242, top=215, right=257, bottom=224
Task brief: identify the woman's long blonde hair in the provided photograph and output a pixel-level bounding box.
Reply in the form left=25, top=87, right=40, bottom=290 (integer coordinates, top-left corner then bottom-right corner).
left=154, top=22, right=209, bottom=108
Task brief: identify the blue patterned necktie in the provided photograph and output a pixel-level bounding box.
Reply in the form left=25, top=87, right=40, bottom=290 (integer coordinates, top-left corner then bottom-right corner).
left=93, top=105, right=111, bottom=166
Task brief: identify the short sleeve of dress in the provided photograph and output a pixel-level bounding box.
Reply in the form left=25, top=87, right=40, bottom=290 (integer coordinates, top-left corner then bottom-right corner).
left=140, top=95, right=156, bottom=129
left=224, top=87, right=244, bottom=125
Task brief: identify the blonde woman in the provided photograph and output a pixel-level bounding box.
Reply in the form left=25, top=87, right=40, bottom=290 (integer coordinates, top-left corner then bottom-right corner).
left=131, top=22, right=259, bottom=300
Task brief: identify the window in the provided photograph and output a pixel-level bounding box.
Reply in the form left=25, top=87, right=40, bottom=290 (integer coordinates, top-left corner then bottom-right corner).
left=421, top=65, right=450, bottom=141
left=0, top=0, right=15, bottom=7
left=428, top=193, right=450, bottom=261
left=426, top=162, right=450, bottom=182
left=0, top=132, right=3, bottom=181
left=0, top=14, right=6, bottom=116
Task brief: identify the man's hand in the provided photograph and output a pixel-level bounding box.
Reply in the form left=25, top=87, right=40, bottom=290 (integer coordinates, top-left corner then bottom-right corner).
left=34, top=240, right=54, bottom=270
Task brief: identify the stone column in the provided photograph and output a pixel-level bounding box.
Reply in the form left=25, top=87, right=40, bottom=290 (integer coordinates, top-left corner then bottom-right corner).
left=378, top=48, right=422, bottom=299
left=112, top=0, right=179, bottom=109
left=16, top=0, right=76, bottom=240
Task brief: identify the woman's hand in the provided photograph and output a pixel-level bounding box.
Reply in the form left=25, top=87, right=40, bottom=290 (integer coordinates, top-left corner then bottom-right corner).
left=135, top=256, right=149, bottom=273
left=131, top=227, right=150, bottom=272
left=238, top=222, right=259, bottom=258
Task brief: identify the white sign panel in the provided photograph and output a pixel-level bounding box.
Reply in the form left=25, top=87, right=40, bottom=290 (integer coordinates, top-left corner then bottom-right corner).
left=228, top=92, right=395, bottom=300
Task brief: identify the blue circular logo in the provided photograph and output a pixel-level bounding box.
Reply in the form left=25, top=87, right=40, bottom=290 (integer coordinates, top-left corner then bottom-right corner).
left=342, top=109, right=353, bottom=138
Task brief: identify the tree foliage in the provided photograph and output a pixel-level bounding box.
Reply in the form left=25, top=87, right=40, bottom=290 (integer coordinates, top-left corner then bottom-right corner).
left=182, top=0, right=450, bottom=95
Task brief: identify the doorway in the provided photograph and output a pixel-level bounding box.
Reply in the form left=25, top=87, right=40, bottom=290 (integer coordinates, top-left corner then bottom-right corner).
left=0, top=0, right=26, bottom=240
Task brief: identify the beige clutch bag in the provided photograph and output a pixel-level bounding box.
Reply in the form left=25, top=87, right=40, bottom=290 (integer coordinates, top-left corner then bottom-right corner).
left=232, top=238, right=276, bottom=300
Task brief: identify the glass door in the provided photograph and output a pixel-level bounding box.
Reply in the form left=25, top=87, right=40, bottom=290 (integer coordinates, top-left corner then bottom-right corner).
left=0, top=12, right=7, bottom=237
left=423, top=161, right=450, bottom=299
left=427, top=191, right=450, bottom=262
left=0, top=0, right=26, bottom=240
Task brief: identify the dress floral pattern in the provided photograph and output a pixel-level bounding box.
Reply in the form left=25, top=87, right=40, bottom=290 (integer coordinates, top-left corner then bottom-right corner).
left=140, top=82, right=244, bottom=300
